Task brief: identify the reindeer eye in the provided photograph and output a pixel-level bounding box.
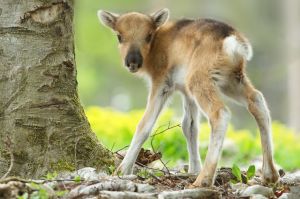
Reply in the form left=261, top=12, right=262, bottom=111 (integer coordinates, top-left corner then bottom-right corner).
left=117, top=34, right=122, bottom=43
left=145, top=33, right=153, bottom=43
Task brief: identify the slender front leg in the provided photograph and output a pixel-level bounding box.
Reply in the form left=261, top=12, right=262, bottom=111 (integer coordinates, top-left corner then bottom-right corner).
left=181, top=94, right=201, bottom=173
left=117, top=83, right=172, bottom=175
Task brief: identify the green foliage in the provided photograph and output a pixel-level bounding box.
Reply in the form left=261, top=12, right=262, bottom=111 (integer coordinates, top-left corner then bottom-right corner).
left=55, top=190, right=69, bottom=197
left=137, top=169, right=164, bottom=179
left=44, top=171, right=57, bottom=180
left=86, top=106, right=300, bottom=171
left=152, top=170, right=164, bottom=177
left=74, top=175, right=82, bottom=183
left=232, top=164, right=242, bottom=183
left=137, top=169, right=151, bottom=179
left=231, top=164, right=256, bottom=184
left=246, top=165, right=256, bottom=179
left=18, top=182, right=69, bottom=199
left=107, top=165, right=116, bottom=175
left=17, top=193, right=28, bottom=199
left=19, top=183, right=49, bottom=199
left=30, top=189, right=48, bottom=199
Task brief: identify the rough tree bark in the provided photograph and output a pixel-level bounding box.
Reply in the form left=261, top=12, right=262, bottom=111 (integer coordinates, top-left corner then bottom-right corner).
left=0, top=0, right=113, bottom=178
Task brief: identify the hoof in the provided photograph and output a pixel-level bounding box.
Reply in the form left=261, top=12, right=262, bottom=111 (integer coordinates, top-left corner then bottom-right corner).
left=262, top=170, right=280, bottom=185
left=113, top=163, right=133, bottom=176
left=186, top=183, right=199, bottom=189
left=262, top=175, right=280, bottom=185
left=112, top=166, right=122, bottom=176
left=193, top=177, right=213, bottom=188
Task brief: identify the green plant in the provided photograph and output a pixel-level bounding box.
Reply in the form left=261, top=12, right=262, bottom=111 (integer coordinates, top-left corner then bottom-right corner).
left=231, top=164, right=242, bottom=183
left=17, top=193, right=28, bottom=199
left=74, top=175, right=82, bottom=183
left=55, top=190, right=69, bottom=197
left=137, top=169, right=151, bottom=179
left=246, top=165, right=256, bottom=180
left=231, top=164, right=256, bottom=184
left=30, top=189, right=48, bottom=199
left=85, top=106, right=300, bottom=171
left=152, top=170, right=164, bottom=177
left=21, top=183, right=49, bottom=199
left=107, top=165, right=116, bottom=175
left=44, top=171, right=58, bottom=180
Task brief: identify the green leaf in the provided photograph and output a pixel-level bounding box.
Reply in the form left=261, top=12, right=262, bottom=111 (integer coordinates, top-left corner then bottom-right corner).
left=153, top=170, right=164, bottom=177
left=107, top=165, right=115, bottom=175
left=137, top=169, right=150, bottom=179
left=232, top=164, right=242, bottom=182
left=17, top=193, right=28, bottom=199
left=46, top=171, right=58, bottom=180
left=246, top=165, right=256, bottom=179
left=29, top=182, right=41, bottom=190
left=56, top=190, right=68, bottom=197
left=74, top=175, right=82, bottom=183
left=38, top=189, right=48, bottom=199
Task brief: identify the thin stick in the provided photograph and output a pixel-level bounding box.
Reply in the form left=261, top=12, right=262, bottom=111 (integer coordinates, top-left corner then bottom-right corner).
left=150, top=123, right=181, bottom=138
left=113, top=145, right=129, bottom=154
left=114, top=123, right=181, bottom=177
left=150, top=123, right=181, bottom=175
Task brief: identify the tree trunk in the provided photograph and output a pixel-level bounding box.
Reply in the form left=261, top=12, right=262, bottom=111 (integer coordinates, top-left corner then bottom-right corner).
left=0, top=0, right=113, bottom=178
left=283, top=0, right=300, bottom=132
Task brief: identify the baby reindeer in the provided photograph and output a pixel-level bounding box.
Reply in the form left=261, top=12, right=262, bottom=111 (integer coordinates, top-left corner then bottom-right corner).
left=97, top=8, right=279, bottom=187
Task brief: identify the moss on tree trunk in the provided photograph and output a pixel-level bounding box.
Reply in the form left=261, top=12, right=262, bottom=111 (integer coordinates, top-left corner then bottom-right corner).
left=0, top=0, right=113, bottom=178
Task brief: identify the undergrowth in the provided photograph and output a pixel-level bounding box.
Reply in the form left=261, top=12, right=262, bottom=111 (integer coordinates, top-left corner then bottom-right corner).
left=86, top=106, right=300, bottom=171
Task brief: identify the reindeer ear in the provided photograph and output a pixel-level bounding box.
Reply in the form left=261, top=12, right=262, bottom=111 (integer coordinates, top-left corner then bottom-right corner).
left=97, top=10, right=119, bottom=29
left=151, top=8, right=170, bottom=27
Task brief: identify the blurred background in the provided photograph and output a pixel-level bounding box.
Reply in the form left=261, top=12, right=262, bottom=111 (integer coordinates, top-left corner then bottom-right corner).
left=74, top=0, right=300, bottom=170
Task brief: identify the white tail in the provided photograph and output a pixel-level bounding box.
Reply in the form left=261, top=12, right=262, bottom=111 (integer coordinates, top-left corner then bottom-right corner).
left=223, top=35, right=253, bottom=61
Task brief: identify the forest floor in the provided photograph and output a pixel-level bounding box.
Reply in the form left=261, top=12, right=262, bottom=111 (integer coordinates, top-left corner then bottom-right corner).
left=0, top=149, right=300, bottom=199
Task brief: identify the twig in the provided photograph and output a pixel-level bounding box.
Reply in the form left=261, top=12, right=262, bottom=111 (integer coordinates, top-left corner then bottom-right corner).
left=1, top=136, right=14, bottom=180
left=150, top=122, right=180, bottom=154
left=113, top=145, right=129, bottom=154
left=0, top=176, right=98, bottom=184
left=113, top=123, right=181, bottom=178
left=150, top=123, right=181, bottom=139
left=138, top=170, right=163, bottom=183
left=115, top=152, right=168, bottom=175
left=160, top=160, right=171, bottom=175
left=150, top=123, right=181, bottom=175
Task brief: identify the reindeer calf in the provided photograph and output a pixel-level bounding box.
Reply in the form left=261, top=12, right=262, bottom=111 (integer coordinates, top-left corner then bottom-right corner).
left=97, top=8, right=279, bottom=187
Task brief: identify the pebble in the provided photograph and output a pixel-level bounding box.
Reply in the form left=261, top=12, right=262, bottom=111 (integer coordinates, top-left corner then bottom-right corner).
left=241, top=185, right=274, bottom=198
left=73, top=167, right=107, bottom=180
left=250, top=194, right=268, bottom=199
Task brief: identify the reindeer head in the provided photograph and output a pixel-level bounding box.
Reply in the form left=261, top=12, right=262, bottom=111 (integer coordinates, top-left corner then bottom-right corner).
left=97, top=9, right=169, bottom=73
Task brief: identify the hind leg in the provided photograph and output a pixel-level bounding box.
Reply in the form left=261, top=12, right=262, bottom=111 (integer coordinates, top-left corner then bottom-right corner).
left=181, top=92, right=201, bottom=173
left=221, top=73, right=279, bottom=184
left=189, top=74, right=231, bottom=187
left=244, top=85, right=279, bottom=183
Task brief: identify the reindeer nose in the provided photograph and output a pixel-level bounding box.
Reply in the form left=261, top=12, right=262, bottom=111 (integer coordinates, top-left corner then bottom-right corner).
left=125, top=50, right=143, bottom=69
